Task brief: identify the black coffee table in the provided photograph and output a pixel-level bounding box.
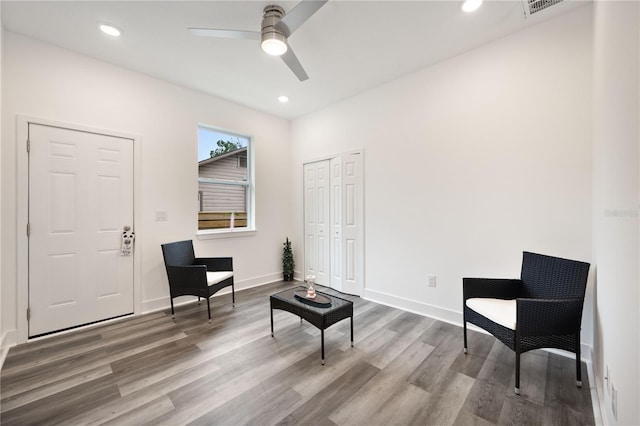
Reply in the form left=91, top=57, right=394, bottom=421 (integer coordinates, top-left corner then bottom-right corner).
left=270, top=286, right=354, bottom=364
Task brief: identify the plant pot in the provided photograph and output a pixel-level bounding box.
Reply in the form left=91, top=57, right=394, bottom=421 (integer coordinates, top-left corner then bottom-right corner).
left=283, top=272, right=293, bottom=281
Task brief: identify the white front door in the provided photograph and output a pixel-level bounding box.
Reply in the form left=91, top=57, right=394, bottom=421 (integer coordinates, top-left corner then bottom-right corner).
left=28, top=123, right=134, bottom=337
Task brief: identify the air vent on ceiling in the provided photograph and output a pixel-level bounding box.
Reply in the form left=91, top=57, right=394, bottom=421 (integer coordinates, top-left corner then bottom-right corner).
left=526, top=0, right=565, bottom=15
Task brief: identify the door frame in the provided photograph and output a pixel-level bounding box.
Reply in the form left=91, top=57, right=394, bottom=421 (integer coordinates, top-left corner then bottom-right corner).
left=16, top=115, right=142, bottom=344
left=302, top=149, right=365, bottom=296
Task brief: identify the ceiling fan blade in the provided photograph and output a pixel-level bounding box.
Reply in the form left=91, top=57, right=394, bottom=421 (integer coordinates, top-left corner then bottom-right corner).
left=189, top=28, right=261, bottom=41
left=277, top=0, right=328, bottom=37
left=281, top=47, right=309, bottom=81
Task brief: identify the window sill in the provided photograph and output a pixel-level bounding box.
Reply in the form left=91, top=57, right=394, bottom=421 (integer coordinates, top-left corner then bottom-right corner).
left=197, top=228, right=256, bottom=240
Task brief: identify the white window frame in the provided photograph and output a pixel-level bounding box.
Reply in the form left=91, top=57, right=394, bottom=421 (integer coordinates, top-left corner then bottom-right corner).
left=196, top=125, right=255, bottom=238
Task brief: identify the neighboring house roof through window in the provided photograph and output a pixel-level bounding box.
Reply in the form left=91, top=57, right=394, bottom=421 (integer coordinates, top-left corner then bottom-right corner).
left=198, top=147, right=248, bottom=167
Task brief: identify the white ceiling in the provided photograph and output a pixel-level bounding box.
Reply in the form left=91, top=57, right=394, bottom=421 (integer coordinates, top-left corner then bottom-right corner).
left=1, top=1, right=587, bottom=119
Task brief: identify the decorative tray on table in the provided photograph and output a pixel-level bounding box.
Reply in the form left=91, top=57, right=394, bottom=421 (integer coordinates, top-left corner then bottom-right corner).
left=294, top=290, right=332, bottom=308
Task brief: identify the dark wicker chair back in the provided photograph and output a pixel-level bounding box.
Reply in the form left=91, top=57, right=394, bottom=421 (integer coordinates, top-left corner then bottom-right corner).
left=160, top=240, right=234, bottom=322
left=161, top=240, right=196, bottom=267
left=463, top=251, right=590, bottom=395
left=520, top=251, right=590, bottom=299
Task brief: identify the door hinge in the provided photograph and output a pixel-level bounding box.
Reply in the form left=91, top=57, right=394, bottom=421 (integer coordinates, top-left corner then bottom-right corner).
left=27, top=223, right=30, bottom=237
left=27, top=139, right=30, bottom=153
left=27, top=308, right=31, bottom=321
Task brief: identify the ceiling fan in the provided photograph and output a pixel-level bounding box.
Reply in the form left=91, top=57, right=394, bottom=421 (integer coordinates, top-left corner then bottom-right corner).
left=189, top=0, right=328, bottom=82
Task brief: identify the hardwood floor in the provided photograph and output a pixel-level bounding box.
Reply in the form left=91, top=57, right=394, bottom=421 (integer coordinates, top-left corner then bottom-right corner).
left=1, top=281, right=595, bottom=425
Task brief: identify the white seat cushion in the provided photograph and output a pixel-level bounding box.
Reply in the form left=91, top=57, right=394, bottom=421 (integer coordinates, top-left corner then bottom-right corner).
left=466, top=298, right=516, bottom=330
left=206, top=271, right=233, bottom=286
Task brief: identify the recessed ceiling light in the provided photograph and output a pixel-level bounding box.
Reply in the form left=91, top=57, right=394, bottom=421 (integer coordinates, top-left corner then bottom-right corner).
left=278, top=95, right=289, bottom=103
left=99, top=24, right=121, bottom=37
left=462, top=0, right=483, bottom=13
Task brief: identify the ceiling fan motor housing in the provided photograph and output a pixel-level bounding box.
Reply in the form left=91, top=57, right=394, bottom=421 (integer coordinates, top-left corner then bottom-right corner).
left=261, top=5, right=287, bottom=55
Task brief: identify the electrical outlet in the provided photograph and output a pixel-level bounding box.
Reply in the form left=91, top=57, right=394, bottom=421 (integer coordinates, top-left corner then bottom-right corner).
left=428, top=275, right=437, bottom=287
left=155, top=211, right=168, bottom=221
left=611, top=382, right=618, bottom=420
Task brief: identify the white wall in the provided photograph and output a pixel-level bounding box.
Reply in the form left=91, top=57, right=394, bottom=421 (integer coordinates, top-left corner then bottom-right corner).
left=1, top=33, right=294, bottom=341
left=0, top=3, right=4, bottom=361
left=592, top=1, right=639, bottom=425
left=292, top=6, right=594, bottom=346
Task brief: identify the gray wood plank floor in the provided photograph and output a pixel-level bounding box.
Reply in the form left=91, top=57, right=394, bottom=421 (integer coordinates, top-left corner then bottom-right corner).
left=1, top=282, right=594, bottom=425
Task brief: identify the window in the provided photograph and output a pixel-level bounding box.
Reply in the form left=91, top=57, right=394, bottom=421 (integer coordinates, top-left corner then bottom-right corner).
left=197, top=126, right=253, bottom=232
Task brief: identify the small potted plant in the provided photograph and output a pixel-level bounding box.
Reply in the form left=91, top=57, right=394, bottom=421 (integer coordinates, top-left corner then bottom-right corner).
left=282, top=237, right=295, bottom=281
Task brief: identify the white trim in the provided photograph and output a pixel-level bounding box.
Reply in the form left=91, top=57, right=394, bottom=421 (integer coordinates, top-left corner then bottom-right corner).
left=16, top=115, right=142, bottom=344
left=197, top=124, right=255, bottom=232
left=15, top=314, right=135, bottom=345
left=197, top=229, right=256, bottom=239
left=364, top=287, right=462, bottom=325
left=364, top=287, right=594, bottom=363
left=141, top=272, right=287, bottom=314
left=301, top=149, right=364, bottom=166
left=588, top=353, right=605, bottom=425
left=0, top=330, right=18, bottom=369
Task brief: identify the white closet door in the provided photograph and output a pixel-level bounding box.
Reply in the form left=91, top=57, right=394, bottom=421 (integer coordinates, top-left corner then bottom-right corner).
left=304, top=160, right=330, bottom=286
left=304, top=154, right=363, bottom=295
left=304, top=163, right=317, bottom=281
left=330, top=157, right=343, bottom=291
left=341, top=153, right=363, bottom=296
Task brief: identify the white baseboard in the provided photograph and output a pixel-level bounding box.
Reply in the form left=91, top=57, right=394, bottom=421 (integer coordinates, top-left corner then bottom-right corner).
left=141, top=272, right=284, bottom=314
left=363, top=287, right=593, bottom=363
left=588, top=355, right=606, bottom=426
left=1, top=273, right=288, bottom=357
left=1, top=329, right=18, bottom=369
left=363, top=287, right=465, bottom=327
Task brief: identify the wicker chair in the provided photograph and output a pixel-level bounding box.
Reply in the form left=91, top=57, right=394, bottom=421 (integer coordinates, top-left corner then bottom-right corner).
left=463, top=251, right=590, bottom=395
left=161, top=240, right=234, bottom=322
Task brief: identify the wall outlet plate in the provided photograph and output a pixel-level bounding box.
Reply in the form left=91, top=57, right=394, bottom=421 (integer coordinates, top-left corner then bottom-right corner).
left=428, top=275, right=437, bottom=287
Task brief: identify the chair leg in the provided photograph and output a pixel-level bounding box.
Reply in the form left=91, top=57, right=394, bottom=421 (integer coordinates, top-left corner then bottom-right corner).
left=170, top=298, right=175, bottom=320
left=232, top=282, right=235, bottom=307
left=515, top=350, right=521, bottom=395
left=207, top=298, right=212, bottom=323
left=576, top=337, right=582, bottom=387
left=198, top=296, right=201, bottom=305
left=463, top=315, right=468, bottom=354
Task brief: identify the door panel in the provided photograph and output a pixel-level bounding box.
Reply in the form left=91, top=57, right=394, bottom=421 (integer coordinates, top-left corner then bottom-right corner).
left=304, top=163, right=316, bottom=277
left=342, top=153, right=363, bottom=295
left=330, top=157, right=343, bottom=291
left=303, top=161, right=330, bottom=286
left=29, top=123, right=134, bottom=336
left=314, top=162, right=330, bottom=284
left=305, top=155, right=362, bottom=295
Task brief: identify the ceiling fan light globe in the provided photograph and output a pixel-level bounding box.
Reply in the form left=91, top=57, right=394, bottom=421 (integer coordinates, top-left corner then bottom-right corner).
left=261, top=33, right=288, bottom=56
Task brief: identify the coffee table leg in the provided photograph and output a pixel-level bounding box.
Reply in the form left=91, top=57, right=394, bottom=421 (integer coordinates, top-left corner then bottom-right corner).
left=321, top=329, right=325, bottom=365
left=351, top=316, right=354, bottom=347
left=270, top=306, right=274, bottom=337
